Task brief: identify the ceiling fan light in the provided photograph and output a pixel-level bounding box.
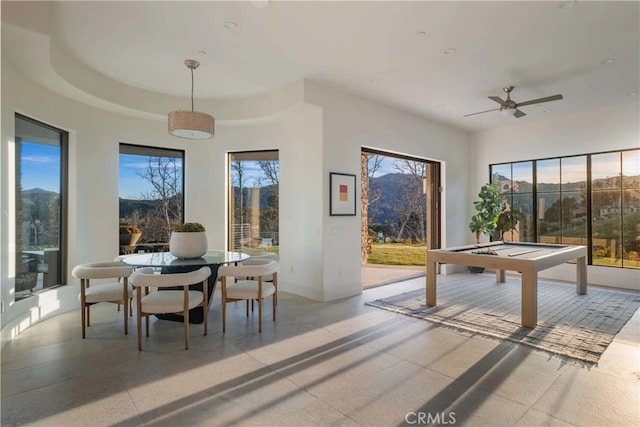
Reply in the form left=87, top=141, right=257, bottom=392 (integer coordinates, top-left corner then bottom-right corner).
left=500, top=107, right=515, bottom=117
left=168, top=111, right=215, bottom=139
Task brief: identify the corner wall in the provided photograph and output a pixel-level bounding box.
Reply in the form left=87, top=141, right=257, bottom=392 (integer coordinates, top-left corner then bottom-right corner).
left=304, top=81, right=471, bottom=300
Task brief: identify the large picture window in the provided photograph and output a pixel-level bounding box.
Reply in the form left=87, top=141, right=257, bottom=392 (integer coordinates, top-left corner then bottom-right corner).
left=491, top=148, right=640, bottom=269
left=228, top=151, right=279, bottom=253
left=14, top=114, right=68, bottom=299
left=119, top=144, right=184, bottom=254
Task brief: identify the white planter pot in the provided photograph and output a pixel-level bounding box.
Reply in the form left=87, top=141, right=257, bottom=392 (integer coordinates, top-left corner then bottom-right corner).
left=169, top=231, right=208, bottom=258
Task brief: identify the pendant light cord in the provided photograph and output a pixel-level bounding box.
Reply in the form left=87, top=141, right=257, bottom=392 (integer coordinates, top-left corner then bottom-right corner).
left=190, top=67, right=195, bottom=112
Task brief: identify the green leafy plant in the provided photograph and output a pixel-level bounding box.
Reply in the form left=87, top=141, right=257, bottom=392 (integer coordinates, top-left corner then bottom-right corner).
left=173, top=222, right=205, bottom=232
left=469, top=181, right=505, bottom=244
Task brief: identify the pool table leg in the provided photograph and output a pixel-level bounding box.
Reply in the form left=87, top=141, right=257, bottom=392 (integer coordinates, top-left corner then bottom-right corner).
left=521, top=267, right=537, bottom=328
left=426, top=260, right=437, bottom=307
left=576, top=256, right=587, bottom=295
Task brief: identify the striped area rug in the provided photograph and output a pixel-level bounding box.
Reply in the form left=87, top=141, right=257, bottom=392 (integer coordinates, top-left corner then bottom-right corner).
left=366, top=274, right=640, bottom=364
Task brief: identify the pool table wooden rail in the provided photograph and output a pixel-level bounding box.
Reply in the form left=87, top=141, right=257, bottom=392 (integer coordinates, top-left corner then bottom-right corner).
left=426, top=242, right=588, bottom=328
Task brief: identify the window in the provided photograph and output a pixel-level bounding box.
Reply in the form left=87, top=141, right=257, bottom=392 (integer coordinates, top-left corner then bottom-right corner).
left=492, top=162, right=534, bottom=242
left=228, top=151, right=279, bottom=252
left=14, top=114, right=67, bottom=298
left=535, top=156, right=588, bottom=245
left=491, top=148, right=640, bottom=269
left=119, top=144, right=184, bottom=253
left=591, top=151, right=640, bottom=267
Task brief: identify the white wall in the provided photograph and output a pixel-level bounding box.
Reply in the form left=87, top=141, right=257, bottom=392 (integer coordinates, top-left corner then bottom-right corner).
left=469, top=102, right=640, bottom=290
left=195, top=104, right=326, bottom=301
left=304, top=81, right=471, bottom=298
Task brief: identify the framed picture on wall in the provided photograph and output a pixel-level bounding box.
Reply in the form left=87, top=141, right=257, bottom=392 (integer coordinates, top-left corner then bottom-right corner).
left=330, top=172, right=356, bottom=216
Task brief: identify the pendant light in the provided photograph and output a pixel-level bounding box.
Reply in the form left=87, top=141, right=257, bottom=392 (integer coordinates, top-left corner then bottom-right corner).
left=168, top=59, right=214, bottom=139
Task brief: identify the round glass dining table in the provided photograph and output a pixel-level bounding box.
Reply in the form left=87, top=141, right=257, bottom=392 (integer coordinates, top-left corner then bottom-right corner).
left=121, top=250, right=249, bottom=323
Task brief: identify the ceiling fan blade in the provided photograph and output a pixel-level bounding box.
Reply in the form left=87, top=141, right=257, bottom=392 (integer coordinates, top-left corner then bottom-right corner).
left=488, top=96, right=506, bottom=106
left=463, top=108, right=500, bottom=117
left=513, top=109, right=526, bottom=118
left=516, top=94, right=563, bottom=108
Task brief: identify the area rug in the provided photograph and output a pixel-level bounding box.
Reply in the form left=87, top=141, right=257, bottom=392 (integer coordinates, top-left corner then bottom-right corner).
left=366, top=274, right=640, bottom=364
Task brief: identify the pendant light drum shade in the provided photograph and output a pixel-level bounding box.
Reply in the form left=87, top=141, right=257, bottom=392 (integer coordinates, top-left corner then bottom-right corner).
left=168, top=59, right=214, bottom=140
left=168, top=110, right=214, bottom=139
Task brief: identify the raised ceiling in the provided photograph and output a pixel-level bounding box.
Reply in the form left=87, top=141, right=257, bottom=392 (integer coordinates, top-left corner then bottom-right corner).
left=2, top=1, right=639, bottom=132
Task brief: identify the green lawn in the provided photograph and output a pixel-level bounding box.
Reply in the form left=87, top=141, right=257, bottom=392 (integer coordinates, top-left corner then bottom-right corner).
left=367, top=242, right=427, bottom=266
left=368, top=243, right=640, bottom=269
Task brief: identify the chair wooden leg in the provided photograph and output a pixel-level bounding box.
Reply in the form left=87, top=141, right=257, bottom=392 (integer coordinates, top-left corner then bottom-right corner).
left=273, top=294, right=276, bottom=321
left=246, top=300, right=249, bottom=317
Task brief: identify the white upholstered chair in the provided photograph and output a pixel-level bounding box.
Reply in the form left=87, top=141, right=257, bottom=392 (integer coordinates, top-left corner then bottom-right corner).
left=129, top=266, right=212, bottom=350
left=244, top=251, right=279, bottom=307
left=71, top=261, right=134, bottom=338
left=218, top=258, right=279, bottom=333
left=236, top=251, right=279, bottom=294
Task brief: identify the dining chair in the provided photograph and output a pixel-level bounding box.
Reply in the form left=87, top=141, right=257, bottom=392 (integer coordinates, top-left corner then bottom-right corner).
left=240, top=251, right=279, bottom=306
left=71, top=261, right=134, bottom=338
left=129, top=266, right=212, bottom=350
left=218, top=258, right=279, bottom=333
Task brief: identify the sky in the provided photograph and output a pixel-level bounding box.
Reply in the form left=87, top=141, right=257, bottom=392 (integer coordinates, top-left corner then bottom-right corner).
left=119, top=156, right=270, bottom=199
left=19, top=142, right=60, bottom=192
left=496, top=153, right=639, bottom=184
left=118, top=154, right=166, bottom=199
left=21, top=142, right=637, bottom=196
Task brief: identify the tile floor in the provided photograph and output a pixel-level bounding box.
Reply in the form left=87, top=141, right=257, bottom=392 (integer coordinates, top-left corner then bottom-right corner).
left=1, top=274, right=639, bottom=426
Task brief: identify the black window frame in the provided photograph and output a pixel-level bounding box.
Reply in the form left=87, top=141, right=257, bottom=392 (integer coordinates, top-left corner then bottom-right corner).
left=490, top=148, right=640, bottom=269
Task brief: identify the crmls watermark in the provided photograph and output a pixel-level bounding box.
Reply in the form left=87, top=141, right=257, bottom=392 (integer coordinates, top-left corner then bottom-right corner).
left=405, top=411, right=456, bottom=425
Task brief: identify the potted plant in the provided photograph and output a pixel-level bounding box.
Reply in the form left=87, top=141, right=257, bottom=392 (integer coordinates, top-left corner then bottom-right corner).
left=119, top=225, right=142, bottom=246
left=169, top=222, right=207, bottom=258
left=468, top=181, right=505, bottom=272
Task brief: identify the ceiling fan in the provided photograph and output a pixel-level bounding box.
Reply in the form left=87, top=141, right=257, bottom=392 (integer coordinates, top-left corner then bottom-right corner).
left=464, top=86, right=563, bottom=118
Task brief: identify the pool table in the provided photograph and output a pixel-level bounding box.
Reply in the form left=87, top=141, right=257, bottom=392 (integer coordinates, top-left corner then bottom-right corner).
left=426, top=241, right=588, bottom=328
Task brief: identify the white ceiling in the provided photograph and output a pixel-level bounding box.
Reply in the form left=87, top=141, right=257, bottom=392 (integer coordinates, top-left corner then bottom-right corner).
left=2, top=0, right=639, bottom=132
